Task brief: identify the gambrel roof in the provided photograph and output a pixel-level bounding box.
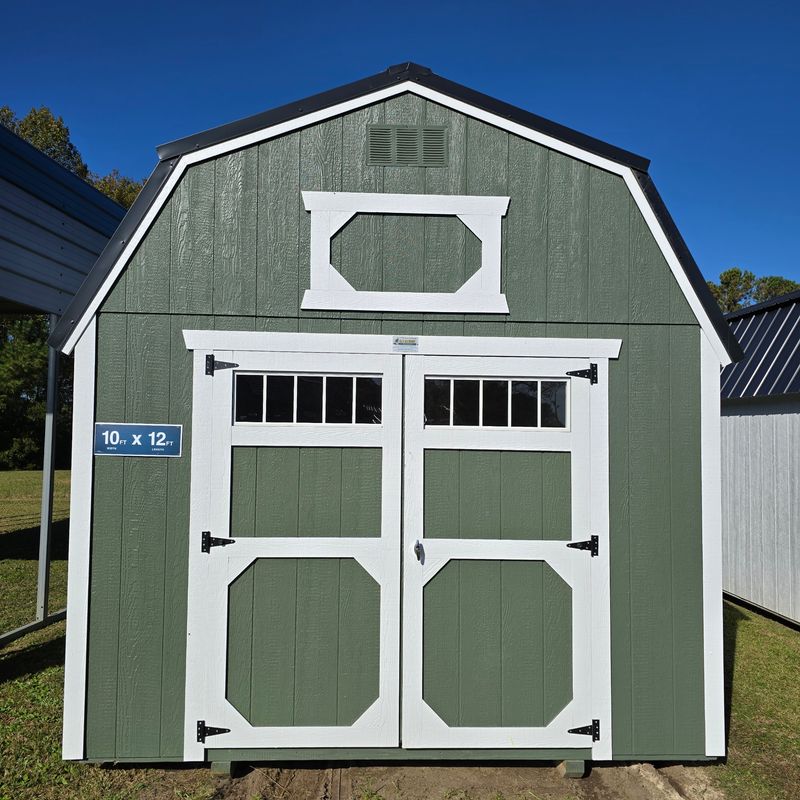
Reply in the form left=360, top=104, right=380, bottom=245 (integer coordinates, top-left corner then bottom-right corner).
left=49, top=62, right=742, bottom=363
left=722, top=290, right=800, bottom=399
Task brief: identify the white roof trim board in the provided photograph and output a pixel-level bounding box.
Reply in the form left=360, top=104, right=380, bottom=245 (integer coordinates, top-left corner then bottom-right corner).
left=52, top=68, right=736, bottom=365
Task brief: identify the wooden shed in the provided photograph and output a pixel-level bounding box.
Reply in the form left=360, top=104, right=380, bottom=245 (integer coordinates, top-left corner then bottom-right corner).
left=51, top=63, right=741, bottom=770
left=721, top=290, right=800, bottom=625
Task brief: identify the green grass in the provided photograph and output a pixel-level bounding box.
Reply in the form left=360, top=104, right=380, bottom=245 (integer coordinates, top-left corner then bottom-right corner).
left=0, top=470, right=70, bottom=632
left=704, top=600, right=800, bottom=800
left=0, top=470, right=219, bottom=800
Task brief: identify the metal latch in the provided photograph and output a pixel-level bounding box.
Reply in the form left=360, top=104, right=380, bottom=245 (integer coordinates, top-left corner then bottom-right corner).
left=566, top=535, right=599, bottom=557
left=566, top=363, right=598, bottom=384
left=414, top=541, right=424, bottom=562
left=568, top=719, right=600, bottom=741
left=205, top=354, right=239, bottom=375
left=196, top=720, right=230, bottom=743
left=201, top=531, right=236, bottom=553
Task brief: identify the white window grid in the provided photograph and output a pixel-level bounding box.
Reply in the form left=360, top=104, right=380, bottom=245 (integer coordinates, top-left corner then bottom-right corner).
left=424, top=376, right=571, bottom=431
left=233, top=371, right=383, bottom=425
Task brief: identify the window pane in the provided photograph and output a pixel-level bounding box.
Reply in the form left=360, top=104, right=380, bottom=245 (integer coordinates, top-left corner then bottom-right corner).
left=482, top=380, right=508, bottom=426
left=235, top=374, right=263, bottom=422
left=453, top=379, right=479, bottom=426
left=297, top=375, right=323, bottom=422
left=511, top=380, right=538, bottom=427
left=265, top=375, right=294, bottom=422
left=356, top=377, right=382, bottom=424
left=541, top=381, right=567, bottom=428
left=424, top=379, right=450, bottom=425
left=326, top=376, right=353, bottom=423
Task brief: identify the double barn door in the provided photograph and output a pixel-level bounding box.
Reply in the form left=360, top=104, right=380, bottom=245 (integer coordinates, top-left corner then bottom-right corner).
left=184, top=337, right=611, bottom=760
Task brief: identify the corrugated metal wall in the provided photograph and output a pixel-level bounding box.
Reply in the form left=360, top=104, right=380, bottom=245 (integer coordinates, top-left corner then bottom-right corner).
left=0, top=124, right=124, bottom=313
left=722, top=397, right=800, bottom=624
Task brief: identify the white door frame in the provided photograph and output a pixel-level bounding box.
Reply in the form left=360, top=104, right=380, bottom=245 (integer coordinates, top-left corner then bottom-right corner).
left=182, top=332, right=618, bottom=760
left=183, top=348, right=402, bottom=760
left=402, top=355, right=611, bottom=758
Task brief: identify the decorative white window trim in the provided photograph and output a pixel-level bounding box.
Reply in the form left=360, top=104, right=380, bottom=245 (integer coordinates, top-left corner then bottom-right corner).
left=301, top=191, right=511, bottom=313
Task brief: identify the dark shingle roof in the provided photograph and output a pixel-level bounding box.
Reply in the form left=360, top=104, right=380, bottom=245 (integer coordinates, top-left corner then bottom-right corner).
left=721, top=291, right=800, bottom=399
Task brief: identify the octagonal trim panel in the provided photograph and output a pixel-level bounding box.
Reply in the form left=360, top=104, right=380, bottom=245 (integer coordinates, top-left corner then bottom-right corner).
left=423, top=559, right=573, bottom=728
left=227, top=557, right=380, bottom=727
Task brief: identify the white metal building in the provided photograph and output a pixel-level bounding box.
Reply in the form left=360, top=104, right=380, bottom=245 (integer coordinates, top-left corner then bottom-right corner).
left=721, top=290, right=800, bottom=625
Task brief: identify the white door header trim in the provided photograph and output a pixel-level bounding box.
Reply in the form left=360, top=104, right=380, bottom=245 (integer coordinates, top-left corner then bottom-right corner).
left=182, top=330, right=623, bottom=360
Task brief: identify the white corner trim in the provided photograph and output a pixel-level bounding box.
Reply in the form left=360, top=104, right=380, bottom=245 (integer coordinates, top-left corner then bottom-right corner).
left=182, top=330, right=623, bottom=359
left=61, top=317, right=96, bottom=760
left=300, top=191, right=510, bottom=314
left=59, top=78, right=731, bottom=364
left=700, top=329, right=726, bottom=757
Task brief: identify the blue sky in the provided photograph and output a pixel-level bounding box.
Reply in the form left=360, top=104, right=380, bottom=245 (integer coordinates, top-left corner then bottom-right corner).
left=2, top=0, right=798, bottom=282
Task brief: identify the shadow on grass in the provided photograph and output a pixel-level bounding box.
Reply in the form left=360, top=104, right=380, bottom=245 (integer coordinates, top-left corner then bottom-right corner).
left=0, top=630, right=65, bottom=683
left=722, top=600, right=747, bottom=750
left=0, top=518, right=69, bottom=560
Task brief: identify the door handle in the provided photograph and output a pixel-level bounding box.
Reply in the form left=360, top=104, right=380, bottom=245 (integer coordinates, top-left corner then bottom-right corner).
left=414, top=540, right=424, bottom=562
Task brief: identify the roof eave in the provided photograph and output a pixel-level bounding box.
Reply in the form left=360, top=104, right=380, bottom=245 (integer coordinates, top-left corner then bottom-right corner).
left=633, top=170, right=744, bottom=364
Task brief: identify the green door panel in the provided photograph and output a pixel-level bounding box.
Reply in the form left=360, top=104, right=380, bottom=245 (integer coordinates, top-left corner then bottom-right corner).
left=424, top=450, right=571, bottom=539
left=227, top=557, right=380, bottom=726
left=230, top=447, right=382, bottom=537
left=333, top=214, right=480, bottom=293
left=423, top=559, right=572, bottom=727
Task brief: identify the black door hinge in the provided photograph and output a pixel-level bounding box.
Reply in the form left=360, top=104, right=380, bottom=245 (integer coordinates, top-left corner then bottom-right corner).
left=566, top=535, right=599, bottom=557
left=196, top=720, right=230, bottom=743
left=205, top=354, right=239, bottom=375
left=201, top=531, right=236, bottom=553
left=568, top=719, right=600, bottom=741
left=566, top=363, right=597, bottom=384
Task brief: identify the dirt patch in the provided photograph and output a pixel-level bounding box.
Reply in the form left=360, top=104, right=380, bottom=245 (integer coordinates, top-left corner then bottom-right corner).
left=215, top=762, right=725, bottom=800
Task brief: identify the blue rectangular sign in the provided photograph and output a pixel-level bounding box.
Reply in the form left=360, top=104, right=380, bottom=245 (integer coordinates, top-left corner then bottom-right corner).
left=94, top=423, right=183, bottom=457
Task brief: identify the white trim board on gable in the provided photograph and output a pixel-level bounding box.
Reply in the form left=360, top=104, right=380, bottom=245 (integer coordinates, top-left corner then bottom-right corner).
left=301, top=191, right=510, bottom=313
left=58, top=81, right=732, bottom=366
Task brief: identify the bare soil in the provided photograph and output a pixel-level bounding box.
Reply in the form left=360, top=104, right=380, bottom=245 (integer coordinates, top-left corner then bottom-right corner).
left=214, top=762, right=725, bottom=800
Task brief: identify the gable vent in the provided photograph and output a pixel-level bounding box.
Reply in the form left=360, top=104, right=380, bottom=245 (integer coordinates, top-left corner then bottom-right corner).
left=368, top=125, right=448, bottom=167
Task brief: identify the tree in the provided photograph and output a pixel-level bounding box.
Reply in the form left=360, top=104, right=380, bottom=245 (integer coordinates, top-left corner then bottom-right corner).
left=708, top=268, right=800, bottom=313
left=707, top=268, right=756, bottom=313
left=1, top=104, right=89, bottom=178
left=0, top=104, right=144, bottom=208
left=0, top=315, right=73, bottom=470
left=753, top=275, right=800, bottom=305
left=89, top=169, right=142, bottom=209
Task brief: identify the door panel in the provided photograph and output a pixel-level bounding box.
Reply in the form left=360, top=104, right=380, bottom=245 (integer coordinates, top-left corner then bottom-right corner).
left=230, top=447, right=382, bottom=538
left=423, top=559, right=572, bottom=727
left=184, top=351, right=401, bottom=758
left=402, top=355, right=594, bottom=749
left=424, top=450, right=572, bottom=540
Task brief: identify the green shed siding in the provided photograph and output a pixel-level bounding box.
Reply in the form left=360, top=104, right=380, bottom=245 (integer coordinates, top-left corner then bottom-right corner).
left=424, top=560, right=572, bottom=728
left=230, top=447, right=382, bottom=538
left=227, top=557, right=380, bottom=727
left=85, top=93, right=707, bottom=761
left=424, top=450, right=571, bottom=540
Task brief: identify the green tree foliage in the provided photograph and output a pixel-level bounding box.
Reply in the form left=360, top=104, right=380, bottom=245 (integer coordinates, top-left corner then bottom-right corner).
left=90, top=169, right=142, bottom=209
left=0, top=316, right=73, bottom=470
left=1, top=105, right=89, bottom=178
left=708, top=267, right=800, bottom=313
left=0, top=104, right=144, bottom=209
left=753, top=275, right=800, bottom=305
